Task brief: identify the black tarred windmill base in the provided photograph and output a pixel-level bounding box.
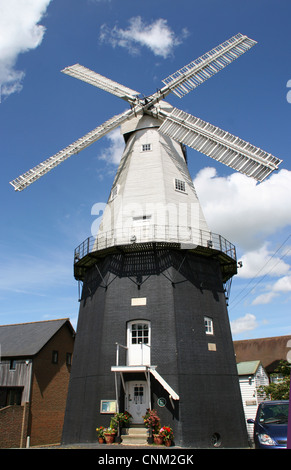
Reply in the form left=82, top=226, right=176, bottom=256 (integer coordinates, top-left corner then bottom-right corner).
left=61, top=241, right=248, bottom=448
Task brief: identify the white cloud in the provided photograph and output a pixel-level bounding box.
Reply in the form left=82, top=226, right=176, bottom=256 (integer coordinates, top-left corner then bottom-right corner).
left=231, top=313, right=258, bottom=336
left=193, top=167, right=291, bottom=251
left=238, top=243, right=290, bottom=279
left=100, top=16, right=189, bottom=58
left=0, top=0, right=52, bottom=98
left=273, top=275, right=291, bottom=293
left=194, top=167, right=291, bottom=310
left=252, top=291, right=278, bottom=305
left=98, top=127, right=124, bottom=165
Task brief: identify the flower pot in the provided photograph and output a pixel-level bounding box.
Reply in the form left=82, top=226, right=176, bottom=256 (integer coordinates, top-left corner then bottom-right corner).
left=98, top=437, right=105, bottom=444
left=104, top=433, right=115, bottom=444
left=154, top=435, right=163, bottom=445
left=164, top=439, right=171, bottom=447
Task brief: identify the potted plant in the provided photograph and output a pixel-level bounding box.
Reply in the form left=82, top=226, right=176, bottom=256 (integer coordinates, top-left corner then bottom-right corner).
left=160, top=426, right=174, bottom=446
left=143, top=409, right=161, bottom=443
left=109, top=412, right=132, bottom=442
left=110, top=411, right=132, bottom=429
left=120, top=411, right=132, bottom=427
left=154, top=429, right=164, bottom=446
left=96, top=426, right=105, bottom=443
left=104, top=427, right=116, bottom=444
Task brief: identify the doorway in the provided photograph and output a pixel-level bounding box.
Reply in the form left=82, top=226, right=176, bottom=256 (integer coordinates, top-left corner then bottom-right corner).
left=127, top=321, right=151, bottom=366
left=125, top=380, right=149, bottom=424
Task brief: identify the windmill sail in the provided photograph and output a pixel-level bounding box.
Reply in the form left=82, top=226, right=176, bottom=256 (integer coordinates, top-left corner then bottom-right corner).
left=10, top=33, right=283, bottom=192
left=10, top=109, right=133, bottom=192
left=158, top=107, right=282, bottom=181
left=161, top=33, right=257, bottom=98
left=62, top=63, right=140, bottom=102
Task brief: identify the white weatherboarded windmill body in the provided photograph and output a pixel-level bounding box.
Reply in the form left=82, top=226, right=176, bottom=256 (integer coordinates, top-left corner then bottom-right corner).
left=11, top=34, right=282, bottom=447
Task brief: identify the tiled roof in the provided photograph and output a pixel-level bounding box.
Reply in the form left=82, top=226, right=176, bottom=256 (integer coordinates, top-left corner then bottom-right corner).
left=234, top=335, right=291, bottom=372
left=0, top=318, right=74, bottom=357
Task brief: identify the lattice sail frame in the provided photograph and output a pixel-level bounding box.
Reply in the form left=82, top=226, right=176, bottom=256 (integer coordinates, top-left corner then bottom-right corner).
left=158, top=107, right=281, bottom=181
left=10, top=109, right=135, bottom=192
left=161, top=33, right=257, bottom=98
left=62, top=63, right=140, bottom=102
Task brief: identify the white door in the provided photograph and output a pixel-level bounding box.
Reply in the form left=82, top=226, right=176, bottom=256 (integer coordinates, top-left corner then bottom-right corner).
left=127, top=321, right=151, bottom=366
left=126, top=381, right=149, bottom=424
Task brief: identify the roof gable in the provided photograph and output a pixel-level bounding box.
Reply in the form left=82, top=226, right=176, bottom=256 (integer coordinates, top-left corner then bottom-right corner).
left=0, top=319, right=74, bottom=357
left=237, top=360, right=261, bottom=375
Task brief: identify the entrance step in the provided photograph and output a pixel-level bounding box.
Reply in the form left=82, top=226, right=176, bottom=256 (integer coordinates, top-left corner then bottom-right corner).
left=121, top=425, right=149, bottom=446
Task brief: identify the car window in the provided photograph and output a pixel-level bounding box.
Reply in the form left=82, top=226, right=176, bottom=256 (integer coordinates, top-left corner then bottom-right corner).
left=259, top=403, right=289, bottom=424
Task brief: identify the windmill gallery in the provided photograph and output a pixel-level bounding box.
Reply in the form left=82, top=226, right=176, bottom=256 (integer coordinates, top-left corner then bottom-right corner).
left=10, top=34, right=282, bottom=447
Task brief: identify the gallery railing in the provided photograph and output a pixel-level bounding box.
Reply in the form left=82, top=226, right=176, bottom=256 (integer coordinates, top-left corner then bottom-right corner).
left=74, top=225, right=236, bottom=263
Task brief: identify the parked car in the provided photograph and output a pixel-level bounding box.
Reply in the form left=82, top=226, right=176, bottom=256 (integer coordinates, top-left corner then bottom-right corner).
left=247, top=400, right=289, bottom=449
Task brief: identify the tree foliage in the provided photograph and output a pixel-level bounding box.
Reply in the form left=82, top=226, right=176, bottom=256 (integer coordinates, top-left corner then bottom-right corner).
left=259, top=360, right=290, bottom=400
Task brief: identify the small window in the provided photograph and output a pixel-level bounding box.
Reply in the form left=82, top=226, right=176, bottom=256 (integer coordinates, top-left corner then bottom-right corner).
left=66, top=353, right=72, bottom=366
left=133, top=215, right=152, bottom=222
left=9, top=360, right=16, bottom=371
left=204, top=317, right=214, bottom=335
left=52, top=350, right=58, bottom=364
left=131, top=323, right=149, bottom=344
left=133, top=385, right=144, bottom=404
left=175, top=178, right=186, bottom=192
left=111, top=186, right=118, bottom=200
left=6, top=387, right=22, bottom=406
left=141, top=143, right=152, bottom=152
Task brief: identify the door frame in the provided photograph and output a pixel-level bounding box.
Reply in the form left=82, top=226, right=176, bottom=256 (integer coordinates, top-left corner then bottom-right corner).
left=125, top=379, right=150, bottom=424
left=126, top=320, right=151, bottom=366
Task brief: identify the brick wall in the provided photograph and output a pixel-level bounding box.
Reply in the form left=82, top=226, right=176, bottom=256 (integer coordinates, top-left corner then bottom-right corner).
left=29, top=324, right=74, bottom=446
left=0, top=403, right=29, bottom=448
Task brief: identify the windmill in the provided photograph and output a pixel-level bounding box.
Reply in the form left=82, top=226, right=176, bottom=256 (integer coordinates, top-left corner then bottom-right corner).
left=10, top=33, right=282, bottom=447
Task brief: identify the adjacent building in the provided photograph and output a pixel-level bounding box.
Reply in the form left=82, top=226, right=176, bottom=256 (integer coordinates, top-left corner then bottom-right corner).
left=237, top=360, right=269, bottom=442
left=0, top=319, right=75, bottom=448
left=234, top=335, right=291, bottom=377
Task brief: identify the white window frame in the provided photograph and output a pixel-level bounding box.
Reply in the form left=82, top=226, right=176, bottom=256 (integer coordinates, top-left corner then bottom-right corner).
left=174, top=178, right=186, bottom=193
left=141, top=143, right=152, bottom=152
left=132, top=215, right=152, bottom=224
left=127, top=320, right=151, bottom=366
left=128, top=321, right=150, bottom=345
left=204, top=316, right=214, bottom=335
left=111, top=185, right=118, bottom=200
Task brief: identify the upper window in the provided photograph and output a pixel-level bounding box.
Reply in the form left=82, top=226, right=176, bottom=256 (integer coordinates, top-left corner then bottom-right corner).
left=175, top=178, right=186, bottom=192
left=0, top=387, right=23, bottom=407
left=204, top=317, right=214, bottom=335
left=141, top=144, right=152, bottom=152
left=111, top=186, right=118, bottom=200
left=66, top=353, right=72, bottom=366
left=131, top=323, right=149, bottom=344
left=52, top=350, right=58, bottom=364
left=133, top=215, right=152, bottom=222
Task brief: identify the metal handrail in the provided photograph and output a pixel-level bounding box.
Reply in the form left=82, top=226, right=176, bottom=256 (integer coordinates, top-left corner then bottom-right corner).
left=115, top=342, right=152, bottom=367
left=115, top=342, right=127, bottom=366
left=74, top=225, right=236, bottom=263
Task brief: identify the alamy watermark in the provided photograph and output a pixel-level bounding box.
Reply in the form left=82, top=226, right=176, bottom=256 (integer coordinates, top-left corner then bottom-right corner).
left=90, top=199, right=202, bottom=237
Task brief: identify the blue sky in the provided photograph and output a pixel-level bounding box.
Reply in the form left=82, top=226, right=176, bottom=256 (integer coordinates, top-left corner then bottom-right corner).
left=1, top=0, right=291, bottom=342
